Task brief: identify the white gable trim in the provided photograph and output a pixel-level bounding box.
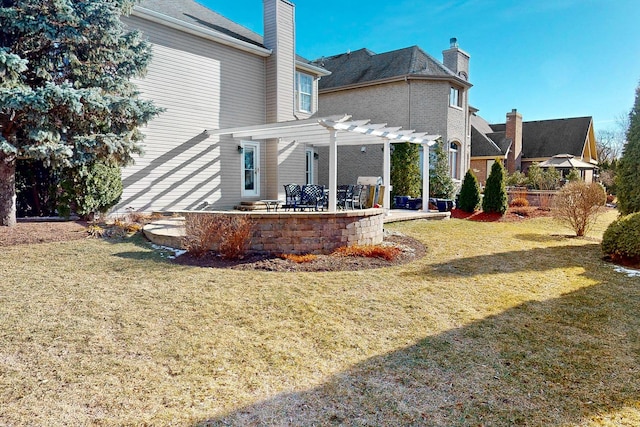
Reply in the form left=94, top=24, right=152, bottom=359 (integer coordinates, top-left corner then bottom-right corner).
left=132, top=7, right=272, bottom=57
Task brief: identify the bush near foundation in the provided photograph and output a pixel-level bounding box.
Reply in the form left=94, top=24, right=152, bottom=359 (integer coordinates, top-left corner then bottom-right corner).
left=183, top=214, right=255, bottom=259
left=482, top=161, right=508, bottom=215
left=458, top=169, right=481, bottom=213
left=602, top=212, right=640, bottom=264
left=552, top=181, right=606, bottom=236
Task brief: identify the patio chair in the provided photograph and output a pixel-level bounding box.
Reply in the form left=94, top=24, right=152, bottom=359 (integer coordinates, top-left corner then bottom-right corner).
left=282, top=184, right=301, bottom=211
left=351, top=184, right=365, bottom=209
left=299, top=184, right=326, bottom=211
left=337, top=184, right=354, bottom=210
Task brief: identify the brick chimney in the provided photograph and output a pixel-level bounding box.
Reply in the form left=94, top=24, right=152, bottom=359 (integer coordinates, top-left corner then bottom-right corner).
left=505, top=109, right=523, bottom=173
left=264, top=0, right=296, bottom=122
left=442, top=37, right=470, bottom=80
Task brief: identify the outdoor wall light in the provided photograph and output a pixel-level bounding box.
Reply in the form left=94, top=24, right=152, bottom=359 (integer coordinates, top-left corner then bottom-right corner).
left=237, top=145, right=243, bottom=153
left=313, top=152, right=319, bottom=159
left=360, top=146, right=366, bottom=152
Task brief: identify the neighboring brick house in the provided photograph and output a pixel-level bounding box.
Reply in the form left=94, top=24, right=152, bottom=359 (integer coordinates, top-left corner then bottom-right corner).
left=470, top=109, right=598, bottom=184
left=313, top=39, right=472, bottom=187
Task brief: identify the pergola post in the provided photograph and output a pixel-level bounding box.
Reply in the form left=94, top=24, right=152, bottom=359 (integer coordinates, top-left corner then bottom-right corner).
left=328, top=129, right=338, bottom=212
left=383, top=138, right=391, bottom=213
left=422, top=142, right=430, bottom=212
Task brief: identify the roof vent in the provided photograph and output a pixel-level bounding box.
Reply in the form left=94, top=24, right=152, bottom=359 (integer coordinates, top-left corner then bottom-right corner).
left=449, top=37, right=458, bottom=48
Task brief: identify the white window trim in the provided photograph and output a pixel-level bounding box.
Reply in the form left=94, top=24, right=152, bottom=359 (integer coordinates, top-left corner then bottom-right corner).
left=296, top=71, right=313, bottom=113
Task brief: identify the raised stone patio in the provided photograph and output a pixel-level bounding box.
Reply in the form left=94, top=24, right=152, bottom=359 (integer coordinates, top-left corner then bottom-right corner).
left=143, top=209, right=449, bottom=254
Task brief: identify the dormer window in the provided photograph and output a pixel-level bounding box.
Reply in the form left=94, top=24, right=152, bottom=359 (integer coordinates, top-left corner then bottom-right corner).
left=296, top=71, right=313, bottom=113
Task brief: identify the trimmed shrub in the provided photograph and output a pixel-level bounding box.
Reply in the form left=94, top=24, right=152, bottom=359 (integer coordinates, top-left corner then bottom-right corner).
left=482, top=160, right=508, bottom=215
left=602, top=212, right=640, bottom=263
left=505, top=171, right=528, bottom=187
left=552, top=181, right=606, bottom=236
left=458, top=169, right=481, bottom=212
left=57, top=161, right=123, bottom=220
left=510, top=197, right=529, bottom=207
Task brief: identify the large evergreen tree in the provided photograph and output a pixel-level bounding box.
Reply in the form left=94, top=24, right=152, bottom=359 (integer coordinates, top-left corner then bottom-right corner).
left=0, top=0, right=161, bottom=226
left=617, top=83, right=640, bottom=215
left=482, top=160, right=508, bottom=214
left=391, top=142, right=421, bottom=198
left=429, top=139, right=455, bottom=199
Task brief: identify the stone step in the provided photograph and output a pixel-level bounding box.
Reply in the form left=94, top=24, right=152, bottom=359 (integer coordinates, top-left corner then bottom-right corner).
left=234, top=201, right=268, bottom=211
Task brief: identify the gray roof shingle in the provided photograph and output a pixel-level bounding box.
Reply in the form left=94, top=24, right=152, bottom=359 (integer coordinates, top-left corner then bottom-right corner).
left=490, top=116, right=592, bottom=158
left=470, top=113, right=512, bottom=157
left=314, top=45, right=461, bottom=90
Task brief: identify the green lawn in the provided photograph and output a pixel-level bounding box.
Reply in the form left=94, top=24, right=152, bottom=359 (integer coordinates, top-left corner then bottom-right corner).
left=1, top=209, right=639, bottom=426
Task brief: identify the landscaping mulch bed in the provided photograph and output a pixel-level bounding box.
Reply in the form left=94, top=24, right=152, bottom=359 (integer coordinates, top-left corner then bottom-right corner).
left=450, top=206, right=553, bottom=222
left=0, top=220, right=89, bottom=246
left=172, top=231, right=427, bottom=272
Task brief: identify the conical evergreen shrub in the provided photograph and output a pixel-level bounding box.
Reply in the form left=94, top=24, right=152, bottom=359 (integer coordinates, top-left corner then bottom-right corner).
left=482, top=161, right=508, bottom=214
left=458, top=169, right=481, bottom=212
left=617, top=84, right=640, bottom=215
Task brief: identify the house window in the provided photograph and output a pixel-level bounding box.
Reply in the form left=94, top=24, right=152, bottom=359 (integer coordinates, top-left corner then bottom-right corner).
left=449, top=141, right=460, bottom=179
left=296, top=72, right=313, bottom=113
left=449, top=86, right=461, bottom=108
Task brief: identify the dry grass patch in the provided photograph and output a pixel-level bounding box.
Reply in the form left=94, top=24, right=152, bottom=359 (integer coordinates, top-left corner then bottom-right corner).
left=280, top=253, right=318, bottom=263
left=2, top=209, right=639, bottom=426
left=333, top=244, right=402, bottom=261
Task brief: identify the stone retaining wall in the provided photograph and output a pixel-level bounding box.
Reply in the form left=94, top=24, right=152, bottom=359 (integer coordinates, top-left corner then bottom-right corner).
left=182, top=209, right=385, bottom=255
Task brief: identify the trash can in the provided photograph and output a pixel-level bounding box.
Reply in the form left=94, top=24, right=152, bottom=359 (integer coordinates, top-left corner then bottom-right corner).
left=394, top=196, right=410, bottom=209
left=435, top=199, right=454, bottom=212
left=406, top=198, right=423, bottom=210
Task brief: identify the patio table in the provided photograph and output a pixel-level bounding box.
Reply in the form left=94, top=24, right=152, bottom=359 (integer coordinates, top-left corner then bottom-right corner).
left=260, top=200, right=282, bottom=212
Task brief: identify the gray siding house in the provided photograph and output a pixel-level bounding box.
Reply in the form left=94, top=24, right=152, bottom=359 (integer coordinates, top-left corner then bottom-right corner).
left=115, top=0, right=328, bottom=214
left=313, top=40, right=472, bottom=187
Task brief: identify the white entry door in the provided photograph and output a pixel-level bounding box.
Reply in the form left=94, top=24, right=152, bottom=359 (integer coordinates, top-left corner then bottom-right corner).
left=241, top=141, right=260, bottom=197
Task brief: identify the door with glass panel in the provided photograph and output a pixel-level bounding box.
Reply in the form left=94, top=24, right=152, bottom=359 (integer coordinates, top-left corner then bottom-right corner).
left=241, top=141, right=260, bottom=197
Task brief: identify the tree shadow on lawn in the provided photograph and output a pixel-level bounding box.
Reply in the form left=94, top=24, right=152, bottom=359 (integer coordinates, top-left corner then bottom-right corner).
left=196, top=244, right=640, bottom=426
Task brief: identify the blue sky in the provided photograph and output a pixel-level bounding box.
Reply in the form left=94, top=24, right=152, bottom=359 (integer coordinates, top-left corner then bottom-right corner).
left=198, top=0, right=639, bottom=132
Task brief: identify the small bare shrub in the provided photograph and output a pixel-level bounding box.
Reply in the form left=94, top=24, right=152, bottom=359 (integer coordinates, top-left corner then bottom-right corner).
left=333, top=244, right=402, bottom=261
left=281, top=253, right=318, bottom=263
left=183, top=214, right=224, bottom=257
left=553, top=181, right=606, bottom=236
left=217, top=216, right=255, bottom=260
left=86, top=224, right=105, bottom=238
left=510, top=197, right=529, bottom=207
left=537, top=191, right=554, bottom=210
left=183, top=214, right=255, bottom=259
